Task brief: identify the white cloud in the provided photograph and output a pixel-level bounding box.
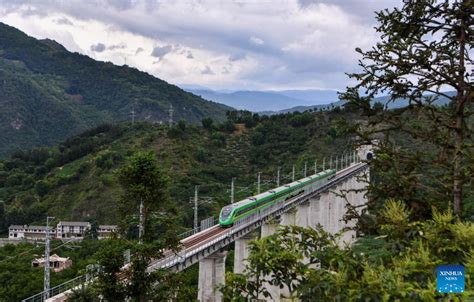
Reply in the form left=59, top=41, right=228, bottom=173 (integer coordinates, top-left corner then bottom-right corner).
left=249, top=36, right=264, bottom=46
left=0, top=1, right=400, bottom=90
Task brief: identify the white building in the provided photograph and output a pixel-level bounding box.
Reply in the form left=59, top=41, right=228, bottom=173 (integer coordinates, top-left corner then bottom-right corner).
left=97, top=225, right=118, bottom=239
left=56, top=221, right=91, bottom=240
left=8, top=225, right=54, bottom=240
left=8, top=221, right=117, bottom=241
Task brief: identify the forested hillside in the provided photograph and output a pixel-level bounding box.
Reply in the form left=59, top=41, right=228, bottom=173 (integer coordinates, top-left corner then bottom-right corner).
left=0, top=23, right=230, bottom=157
left=0, top=109, right=356, bottom=234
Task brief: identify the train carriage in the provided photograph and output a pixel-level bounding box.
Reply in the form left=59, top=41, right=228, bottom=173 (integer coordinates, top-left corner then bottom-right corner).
left=219, top=169, right=336, bottom=227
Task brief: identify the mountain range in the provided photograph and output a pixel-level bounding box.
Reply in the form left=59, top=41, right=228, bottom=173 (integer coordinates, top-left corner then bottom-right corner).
left=186, top=88, right=340, bottom=112
left=0, top=22, right=230, bottom=157
left=186, top=87, right=453, bottom=115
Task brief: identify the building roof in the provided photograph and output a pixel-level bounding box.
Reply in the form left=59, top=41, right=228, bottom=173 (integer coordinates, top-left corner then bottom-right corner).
left=9, top=225, right=25, bottom=229
left=9, top=225, right=53, bottom=231
left=32, top=254, right=70, bottom=263
left=98, top=225, right=118, bottom=229
left=57, top=221, right=91, bottom=227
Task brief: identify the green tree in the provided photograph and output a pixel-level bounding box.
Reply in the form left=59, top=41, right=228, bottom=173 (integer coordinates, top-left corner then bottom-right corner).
left=67, top=284, right=99, bottom=302
left=94, top=241, right=127, bottom=301
left=341, top=0, right=473, bottom=215
left=34, top=180, right=51, bottom=197
left=117, top=151, right=170, bottom=242
left=221, top=201, right=474, bottom=301
left=177, top=119, right=187, bottom=132
left=95, top=152, right=180, bottom=301
left=222, top=120, right=236, bottom=133
left=84, top=219, right=99, bottom=240
left=201, top=117, right=214, bottom=130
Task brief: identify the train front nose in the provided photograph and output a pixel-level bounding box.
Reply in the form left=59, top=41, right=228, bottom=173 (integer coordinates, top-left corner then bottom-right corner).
left=219, top=206, right=233, bottom=226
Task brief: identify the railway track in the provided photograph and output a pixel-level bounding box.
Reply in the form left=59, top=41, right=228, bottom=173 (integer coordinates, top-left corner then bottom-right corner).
left=181, top=225, right=227, bottom=249
left=149, top=162, right=366, bottom=269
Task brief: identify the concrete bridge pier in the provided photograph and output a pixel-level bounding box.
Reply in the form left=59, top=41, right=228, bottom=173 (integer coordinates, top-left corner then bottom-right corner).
left=296, top=201, right=310, bottom=228
left=281, top=208, right=296, bottom=226
left=308, top=194, right=322, bottom=230
left=279, top=210, right=298, bottom=300
left=234, top=232, right=257, bottom=274
left=198, top=251, right=227, bottom=302
left=259, top=220, right=280, bottom=301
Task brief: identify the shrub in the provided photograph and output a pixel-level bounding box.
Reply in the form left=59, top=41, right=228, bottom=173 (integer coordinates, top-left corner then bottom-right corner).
left=35, top=180, right=51, bottom=197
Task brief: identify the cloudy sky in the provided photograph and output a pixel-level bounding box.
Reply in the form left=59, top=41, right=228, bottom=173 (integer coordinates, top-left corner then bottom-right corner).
left=0, top=0, right=400, bottom=91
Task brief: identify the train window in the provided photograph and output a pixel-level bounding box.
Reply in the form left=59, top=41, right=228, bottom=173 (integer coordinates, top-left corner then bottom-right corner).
left=220, top=206, right=233, bottom=219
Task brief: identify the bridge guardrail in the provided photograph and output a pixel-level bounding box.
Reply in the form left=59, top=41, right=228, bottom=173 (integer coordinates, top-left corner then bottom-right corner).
left=150, top=163, right=369, bottom=271
left=21, top=275, right=87, bottom=302
left=178, top=217, right=216, bottom=240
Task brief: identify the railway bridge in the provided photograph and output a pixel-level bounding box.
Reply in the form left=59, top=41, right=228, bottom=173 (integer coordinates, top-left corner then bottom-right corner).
left=27, top=145, right=373, bottom=302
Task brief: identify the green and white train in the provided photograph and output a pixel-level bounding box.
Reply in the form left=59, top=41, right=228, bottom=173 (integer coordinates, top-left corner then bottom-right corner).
left=219, top=169, right=336, bottom=227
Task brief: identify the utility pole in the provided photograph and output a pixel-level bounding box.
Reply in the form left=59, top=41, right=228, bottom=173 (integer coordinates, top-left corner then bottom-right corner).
left=277, top=167, right=280, bottom=187
left=335, top=155, right=338, bottom=171
left=314, top=160, right=317, bottom=174
left=257, top=172, right=261, bottom=194
left=304, top=162, right=307, bottom=177
left=168, top=104, right=174, bottom=128
left=292, top=165, right=295, bottom=182
left=323, top=158, right=326, bottom=171
left=44, top=216, right=54, bottom=300
left=138, top=198, right=144, bottom=244
left=130, top=104, right=136, bottom=125
left=231, top=178, right=235, bottom=203
left=194, top=186, right=199, bottom=230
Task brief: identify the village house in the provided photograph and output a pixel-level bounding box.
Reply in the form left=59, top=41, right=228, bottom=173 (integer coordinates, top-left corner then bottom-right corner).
left=97, top=225, right=118, bottom=239
left=32, top=254, right=72, bottom=272
left=8, top=225, right=55, bottom=240
left=56, top=221, right=91, bottom=240
left=8, top=222, right=118, bottom=241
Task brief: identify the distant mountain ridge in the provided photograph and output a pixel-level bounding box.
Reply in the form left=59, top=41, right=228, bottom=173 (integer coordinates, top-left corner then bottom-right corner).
left=187, top=88, right=340, bottom=112
left=0, top=22, right=230, bottom=157
left=259, top=93, right=454, bottom=115
left=187, top=87, right=454, bottom=115
left=258, top=100, right=345, bottom=115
